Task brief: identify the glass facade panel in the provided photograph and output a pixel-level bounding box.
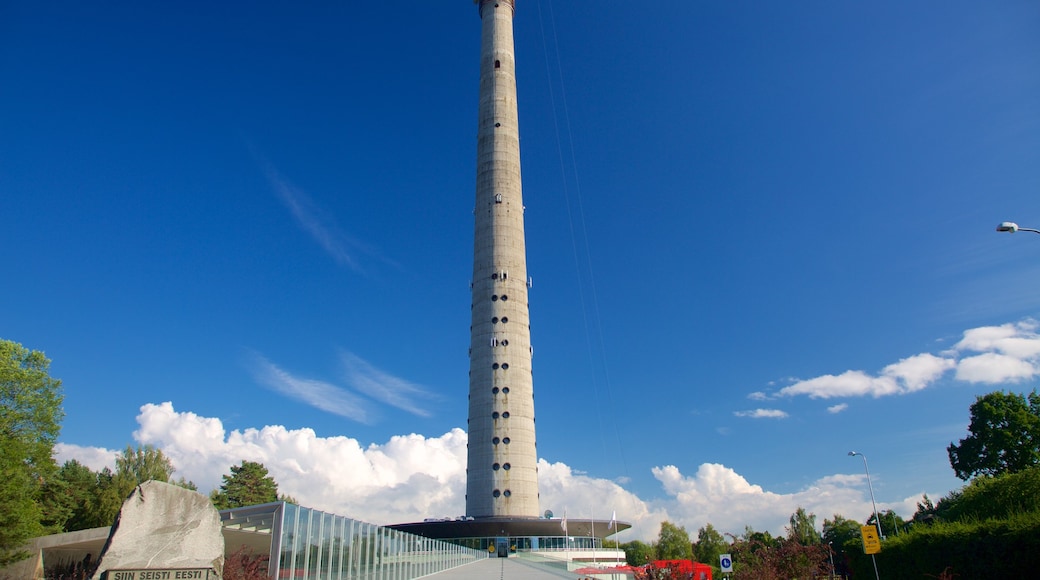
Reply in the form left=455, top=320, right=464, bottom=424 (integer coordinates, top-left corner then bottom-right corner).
left=222, top=502, right=485, bottom=579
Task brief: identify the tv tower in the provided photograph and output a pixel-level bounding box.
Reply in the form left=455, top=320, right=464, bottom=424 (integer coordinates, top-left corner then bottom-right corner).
left=466, top=0, right=539, bottom=519
left=391, top=2, right=628, bottom=544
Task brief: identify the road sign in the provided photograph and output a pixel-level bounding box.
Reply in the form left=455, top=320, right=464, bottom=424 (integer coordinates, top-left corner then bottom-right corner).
left=719, top=553, right=733, bottom=573
left=860, top=525, right=881, bottom=554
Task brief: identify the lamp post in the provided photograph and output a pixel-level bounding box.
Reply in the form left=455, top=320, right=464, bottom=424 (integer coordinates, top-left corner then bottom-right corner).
left=996, top=221, right=1040, bottom=235
left=848, top=451, right=883, bottom=539
left=828, top=541, right=835, bottom=580
left=849, top=451, right=882, bottom=580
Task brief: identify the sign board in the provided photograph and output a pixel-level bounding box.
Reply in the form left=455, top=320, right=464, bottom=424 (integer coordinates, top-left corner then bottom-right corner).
left=719, top=553, right=733, bottom=573
left=860, top=525, right=881, bottom=554
left=104, top=570, right=213, bottom=580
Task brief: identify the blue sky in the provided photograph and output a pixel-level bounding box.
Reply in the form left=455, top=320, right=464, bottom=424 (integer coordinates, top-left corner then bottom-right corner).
left=2, top=1, right=1039, bottom=540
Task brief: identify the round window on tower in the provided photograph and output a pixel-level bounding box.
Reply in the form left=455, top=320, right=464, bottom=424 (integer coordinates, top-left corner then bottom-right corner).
left=501, top=317, right=508, bottom=324
left=492, top=295, right=498, bottom=301
left=492, top=363, right=499, bottom=370
left=504, top=490, right=512, bottom=497
left=502, top=411, right=510, bottom=418
left=501, top=363, right=509, bottom=369
left=492, top=317, right=499, bottom=324
left=492, top=437, right=500, bottom=445
left=492, top=387, right=499, bottom=394
left=503, top=437, right=511, bottom=444
left=492, top=411, right=500, bottom=419
left=493, top=489, right=501, bottom=498
left=493, top=463, right=500, bottom=471
left=503, top=463, right=511, bottom=470
left=502, top=387, right=510, bottom=394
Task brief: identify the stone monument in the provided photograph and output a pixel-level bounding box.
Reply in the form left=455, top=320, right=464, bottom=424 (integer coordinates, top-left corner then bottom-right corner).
left=90, top=480, right=224, bottom=580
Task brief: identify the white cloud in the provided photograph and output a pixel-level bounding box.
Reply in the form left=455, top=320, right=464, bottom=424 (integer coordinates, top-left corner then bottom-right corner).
left=246, top=353, right=374, bottom=424
left=648, top=464, right=898, bottom=538
left=54, top=443, right=118, bottom=472
left=881, top=354, right=956, bottom=392
left=56, top=402, right=927, bottom=541
left=955, top=352, right=1036, bottom=383
left=778, top=371, right=898, bottom=399
left=130, top=402, right=465, bottom=525
left=734, top=409, right=789, bottom=419
left=266, top=166, right=361, bottom=270
left=827, top=403, right=849, bottom=414
left=773, top=319, right=1040, bottom=401
left=747, top=391, right=769, bottom=401
left=339, top=350, right=438, bottom=417
left=953, top=320, right=1040, bottom=359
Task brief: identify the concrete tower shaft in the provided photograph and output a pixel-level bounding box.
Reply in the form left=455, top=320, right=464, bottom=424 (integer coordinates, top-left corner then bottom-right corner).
left=466, top=0, right=538, bottom=519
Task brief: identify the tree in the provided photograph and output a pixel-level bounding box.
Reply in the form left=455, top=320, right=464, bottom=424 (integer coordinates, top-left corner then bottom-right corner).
left=212, top=461, right=280, bottom=510
left=115, top=444, right=175, bottom=483
left=786, top=507, right=821, bottom=545
left=911, top=494, right=937, bottom=525
left=822, top=514, right=863, bottom=578
left=655, top=521, right=693, bottom=560
left=51, top=461, right=101, bottom=536
left=693, top=523, right=727, bottom=573
left=867, top=509, right=905, bottom=537
left=0, top=339, right=63, bottom=566
left=947, top=389, right=1040, bottom=480
left=621, top=540, right=655, bottom=566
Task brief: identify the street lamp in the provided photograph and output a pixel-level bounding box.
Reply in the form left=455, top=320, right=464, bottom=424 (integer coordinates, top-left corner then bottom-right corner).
left=849, top=451, right=882, bottom=580
left=996, top=221, right=1040, bottom=235
left=848, top=451, right=883, bottom=539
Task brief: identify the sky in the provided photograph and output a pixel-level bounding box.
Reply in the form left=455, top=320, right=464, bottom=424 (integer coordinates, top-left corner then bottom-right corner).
left=2, top=1, right=1039, bottom=542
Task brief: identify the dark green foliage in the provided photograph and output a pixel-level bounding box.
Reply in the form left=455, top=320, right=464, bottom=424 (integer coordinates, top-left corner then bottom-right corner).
left=844, top=512, right=1040, bottom=579
left=115, top=444, right=175, bottom=483
left=947, top=389, right=1040, bottom=480
left=822, top=514, right=862, bottom=577
left=212, top=461, right=280, bottom=510
left=655, top=521, right=693, bottom=560
left=693, top=523, right=727, bottom=577
left=54, top=446, right=187, bottom=532
left=0, top=339, right=63, bottom=566
left=51, top=460, right=101, bottom=532
left=868, top=509, right=907, bottom=537
left=786, top=507, right=821, bottom=545
left=621, top=540, right=654, bottom=566
left=935, top=464, right=1040, bottom=522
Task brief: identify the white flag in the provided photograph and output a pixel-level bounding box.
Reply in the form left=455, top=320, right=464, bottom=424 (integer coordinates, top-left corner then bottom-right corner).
left=608, top=510, right=616, bottom=530
left=561, top=510, right=568, bottom=535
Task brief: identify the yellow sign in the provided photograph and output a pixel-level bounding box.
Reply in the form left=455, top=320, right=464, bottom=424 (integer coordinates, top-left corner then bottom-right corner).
left=861, top=525, right=881, bottom=554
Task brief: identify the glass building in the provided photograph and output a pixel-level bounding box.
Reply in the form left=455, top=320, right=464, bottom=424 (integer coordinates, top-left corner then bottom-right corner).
left=220, top=502, right=487, bottom=579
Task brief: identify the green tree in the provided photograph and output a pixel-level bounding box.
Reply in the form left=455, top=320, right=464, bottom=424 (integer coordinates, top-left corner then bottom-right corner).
left=68, top=445, right=183, bottom=530
left=911, top=494, right=937, bottom=525
left=115, top=444, right=175, bottom=483
left=822, top=514, right=862, bottom=577
left=212, top=461, right=280, bottom=510
left=621, top=540, right=655, bottom=566
left=0, top=339, right=64, bottom=566
left=693, top=523, right=727, bottom=573
left=51, top=460, right=101, bottom=532
left=655, top=521, right=693, bottom=560
left=867, top=509, right=905, bottom=537
left=786, top=507, right=821, bottom=545
left=947, top=389, right=1040, bottom=480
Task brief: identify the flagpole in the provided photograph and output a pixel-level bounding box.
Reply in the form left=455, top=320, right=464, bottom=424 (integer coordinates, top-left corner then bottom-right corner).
left=591, top=505, right=597, bottom=565
left=611, top=510, right=619, bottom=567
